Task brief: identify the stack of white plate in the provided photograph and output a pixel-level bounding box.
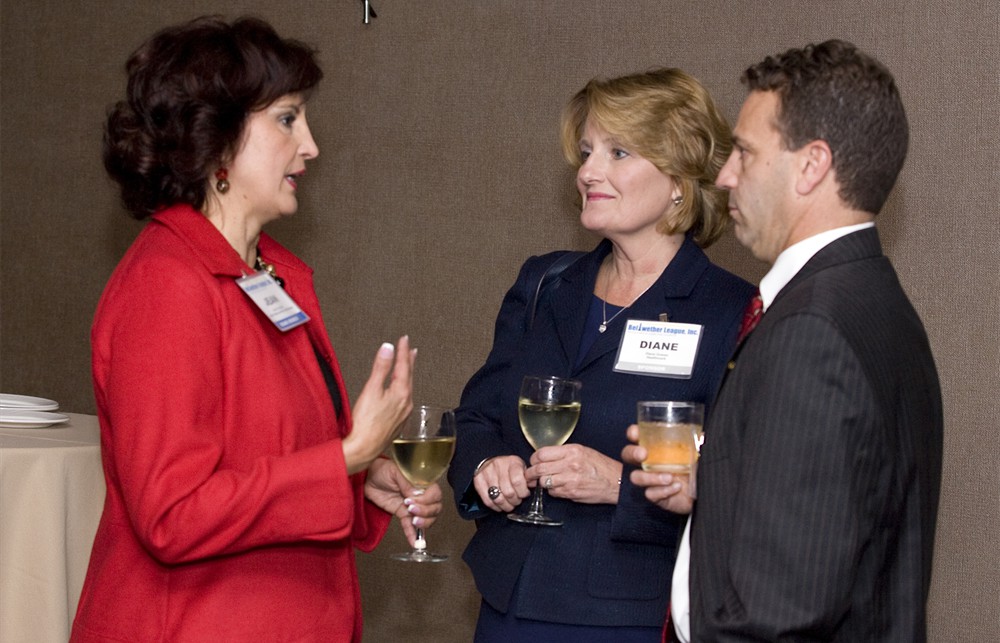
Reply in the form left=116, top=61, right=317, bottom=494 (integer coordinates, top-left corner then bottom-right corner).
left=0, top=394, right=69, bottom=428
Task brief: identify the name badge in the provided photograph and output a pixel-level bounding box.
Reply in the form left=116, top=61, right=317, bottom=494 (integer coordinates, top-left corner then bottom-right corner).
left=236, top=271, right=310, bottom=332
left=613, top=319, right=703, bottom=379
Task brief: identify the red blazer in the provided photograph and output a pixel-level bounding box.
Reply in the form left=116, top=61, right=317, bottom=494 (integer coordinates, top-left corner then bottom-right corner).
left=72, top=204, right=390, bottom=642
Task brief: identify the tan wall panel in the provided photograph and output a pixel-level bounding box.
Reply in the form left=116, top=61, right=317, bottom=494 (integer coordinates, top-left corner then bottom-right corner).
left=3, top=1, right=997, bottom=640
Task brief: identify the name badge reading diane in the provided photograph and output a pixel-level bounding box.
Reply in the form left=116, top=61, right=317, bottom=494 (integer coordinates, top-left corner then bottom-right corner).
left=613, top=319, right=703, bottom=378
left=236, top=271, right=310, bottom=332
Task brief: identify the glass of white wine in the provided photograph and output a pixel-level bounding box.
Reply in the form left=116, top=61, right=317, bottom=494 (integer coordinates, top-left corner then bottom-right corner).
left=389, top=405, right=456, bottom=562
left=508, top=375, right=582, bottom=527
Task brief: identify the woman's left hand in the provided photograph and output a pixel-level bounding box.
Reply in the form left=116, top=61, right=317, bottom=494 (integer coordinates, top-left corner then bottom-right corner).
left=525, top=444, right=623, bottom=505
left=364, top=458, right=443, bottom=545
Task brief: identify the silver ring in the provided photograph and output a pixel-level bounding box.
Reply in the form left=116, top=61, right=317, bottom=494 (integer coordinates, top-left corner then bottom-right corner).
left=487, top=486, right=501, bottom=500
left=544, top=476, right=553, bottom=489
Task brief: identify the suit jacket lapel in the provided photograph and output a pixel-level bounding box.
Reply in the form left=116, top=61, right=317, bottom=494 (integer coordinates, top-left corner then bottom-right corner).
left=543, top=242, right=606, bottom=368
left=773, top=227, right=884, bottom=309
left=545, top=237, right=710, bottom=373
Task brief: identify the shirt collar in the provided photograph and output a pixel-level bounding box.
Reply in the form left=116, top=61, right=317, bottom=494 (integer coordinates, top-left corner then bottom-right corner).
left=758, top=222, right=874, bottom=311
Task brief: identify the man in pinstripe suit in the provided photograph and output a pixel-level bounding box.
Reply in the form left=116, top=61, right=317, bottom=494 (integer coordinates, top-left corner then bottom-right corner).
left=627, top=41, right=943, bottom=641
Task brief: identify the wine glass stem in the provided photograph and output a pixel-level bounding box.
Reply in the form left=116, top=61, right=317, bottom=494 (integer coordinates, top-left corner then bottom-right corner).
left=528, top=485, right=545, bottom=516
left=412, top=487, right=427, bottom=551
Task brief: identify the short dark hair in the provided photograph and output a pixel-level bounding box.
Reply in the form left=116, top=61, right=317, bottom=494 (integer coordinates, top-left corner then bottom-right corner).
left=103, top=16, right=323, bottom=219
left=743, top=40, right=908, bottom=214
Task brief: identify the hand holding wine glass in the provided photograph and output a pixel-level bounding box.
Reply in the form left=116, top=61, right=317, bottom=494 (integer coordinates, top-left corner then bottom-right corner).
left=363, top=459, right=443, bottom=544
left=473, top=455, right=531, bottom=513
left=389, top=405, right=456, bottom=562
left=508, top=375, right=582, bottom=527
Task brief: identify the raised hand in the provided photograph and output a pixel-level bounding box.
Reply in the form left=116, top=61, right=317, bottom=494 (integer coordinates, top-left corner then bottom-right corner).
left=342, top=336, right=416, bottom=474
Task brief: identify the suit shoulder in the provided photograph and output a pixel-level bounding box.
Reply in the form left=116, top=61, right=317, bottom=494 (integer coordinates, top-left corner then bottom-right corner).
left=771, top=262, right=933, bottom=371
left=514, top=248, right=594, bottom=284
left=525, top=248, right=589, bottom=270
left=783, top=258, right=915, bottom=321
left=699, top=262, right=756, bottom=305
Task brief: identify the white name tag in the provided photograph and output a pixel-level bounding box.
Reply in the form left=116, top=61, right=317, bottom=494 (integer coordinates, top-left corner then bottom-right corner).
left=236, top=271, right=310, bottom=332
left=613, top=319, right=703, bottom=378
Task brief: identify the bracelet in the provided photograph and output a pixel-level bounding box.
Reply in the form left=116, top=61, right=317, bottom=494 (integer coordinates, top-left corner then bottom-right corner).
left=473, top=457, right=494, bottom=477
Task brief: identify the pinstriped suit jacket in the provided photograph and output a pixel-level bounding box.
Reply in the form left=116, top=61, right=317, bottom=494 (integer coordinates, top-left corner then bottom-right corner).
left=689, top=228, right=943, bottom=642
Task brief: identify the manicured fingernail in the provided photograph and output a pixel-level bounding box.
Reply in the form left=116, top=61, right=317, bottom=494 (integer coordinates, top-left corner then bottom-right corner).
left=403, top=497, right=414, bottom=507
left=412, top=516, right=424, bottom=527
left=378, top=342, right=395, bottom=358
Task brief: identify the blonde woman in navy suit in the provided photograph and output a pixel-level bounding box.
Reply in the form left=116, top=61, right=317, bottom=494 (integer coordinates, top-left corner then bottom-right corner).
left=448, top=69, right=755, bottom=642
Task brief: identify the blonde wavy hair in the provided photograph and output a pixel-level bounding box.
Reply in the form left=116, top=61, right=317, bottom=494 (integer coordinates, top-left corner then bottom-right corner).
left=560, top=68, right=732, bottom=247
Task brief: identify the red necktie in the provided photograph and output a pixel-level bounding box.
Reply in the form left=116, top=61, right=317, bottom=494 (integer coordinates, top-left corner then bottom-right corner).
left=737, top=291, right=763, bottom=344
left=662, top=607, right=677, bottom=642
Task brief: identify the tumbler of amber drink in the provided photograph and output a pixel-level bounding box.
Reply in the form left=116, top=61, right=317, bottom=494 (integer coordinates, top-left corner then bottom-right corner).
left=636, top=401, right=704, bottom=474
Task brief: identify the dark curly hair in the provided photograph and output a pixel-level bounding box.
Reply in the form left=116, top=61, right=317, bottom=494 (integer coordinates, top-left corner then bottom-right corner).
left=103, top=16, right=323, bottom=219
left=743, top=40, right=908, bottom=215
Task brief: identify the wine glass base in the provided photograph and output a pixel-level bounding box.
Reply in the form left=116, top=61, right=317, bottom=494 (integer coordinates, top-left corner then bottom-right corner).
left=390, top=550, right=449, bottom=563
left=507, top=512, right=563, bottom=527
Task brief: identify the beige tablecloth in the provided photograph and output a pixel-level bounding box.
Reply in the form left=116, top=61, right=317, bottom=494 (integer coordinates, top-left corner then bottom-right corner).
left=0, top=413, right=104, bottom=643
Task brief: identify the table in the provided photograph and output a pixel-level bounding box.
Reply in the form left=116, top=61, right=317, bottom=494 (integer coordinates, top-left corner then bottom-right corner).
left=0, top=413, right=104, bottom=643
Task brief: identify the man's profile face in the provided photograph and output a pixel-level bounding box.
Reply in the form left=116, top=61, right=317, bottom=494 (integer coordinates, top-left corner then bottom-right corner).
left=716, top=91, right=798, bottom=264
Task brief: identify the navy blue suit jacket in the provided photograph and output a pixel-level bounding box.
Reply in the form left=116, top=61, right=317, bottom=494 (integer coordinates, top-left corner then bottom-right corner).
left=690, top=228, right=943, bottom=641
left=449, top=237, right=754, bottom=627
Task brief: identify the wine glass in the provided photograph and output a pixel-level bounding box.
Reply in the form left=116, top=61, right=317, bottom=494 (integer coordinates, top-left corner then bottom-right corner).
left=389, top=405, right=456, bottom=562
left=508, top=375, right=582, bottom=527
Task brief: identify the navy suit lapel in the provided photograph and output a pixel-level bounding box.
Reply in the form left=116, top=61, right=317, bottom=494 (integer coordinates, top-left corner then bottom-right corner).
left=543, top=246, right=603, bottom=369
left=553, top=237, right=709, bottom=373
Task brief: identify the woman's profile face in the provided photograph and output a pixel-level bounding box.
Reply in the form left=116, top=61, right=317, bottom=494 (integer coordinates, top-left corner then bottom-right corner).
left=224, top=93, right=319, bottom=225
left=575, top=118, right=678, bottom=242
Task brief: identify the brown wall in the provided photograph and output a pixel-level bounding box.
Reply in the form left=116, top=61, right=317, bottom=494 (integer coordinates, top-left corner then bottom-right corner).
left=2, top=1, right=997, bottom=640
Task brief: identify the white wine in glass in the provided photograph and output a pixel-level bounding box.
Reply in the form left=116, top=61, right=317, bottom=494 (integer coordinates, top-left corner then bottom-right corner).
left=518, top=400, right=580, bottom=451
left=389, top=405, right=456, bottom=562
left=508, top=375, right=581, bottom=527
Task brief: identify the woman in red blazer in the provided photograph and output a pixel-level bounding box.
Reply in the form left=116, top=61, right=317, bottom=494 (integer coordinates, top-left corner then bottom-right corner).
left=71, top=17, right=438, bottom=642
